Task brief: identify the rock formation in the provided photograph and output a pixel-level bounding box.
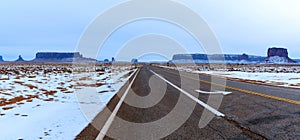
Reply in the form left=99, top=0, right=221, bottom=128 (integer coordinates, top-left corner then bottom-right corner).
left=268, top=48, right=288, bottom=57
left=172, top=53, right=265, bottom=63
left=0, top=56, right=3, bottom=62
left=172, top=48, right=297, bottom=64
left=15, top=55, right=25, bottom=62
left=33, top=52, right=96, bottom=62
left=264, top=48, right=296, bottom=63
left=35, top=52, right=83, bottom=59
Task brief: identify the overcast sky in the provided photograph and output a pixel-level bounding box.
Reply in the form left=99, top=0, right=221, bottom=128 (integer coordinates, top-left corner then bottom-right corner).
left=1, top=0, right=300, bottom=61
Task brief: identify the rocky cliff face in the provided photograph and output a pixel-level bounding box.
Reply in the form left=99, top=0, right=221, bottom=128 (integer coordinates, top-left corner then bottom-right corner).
left=264, top=48, right=296, bottom=63
left=268, top=48, right=288, bottom=57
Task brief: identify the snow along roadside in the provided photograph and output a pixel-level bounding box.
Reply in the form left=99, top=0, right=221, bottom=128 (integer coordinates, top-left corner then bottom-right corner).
left=0, top=67, right=138, bottom=140
left=157, top=65, right=300, bottom=89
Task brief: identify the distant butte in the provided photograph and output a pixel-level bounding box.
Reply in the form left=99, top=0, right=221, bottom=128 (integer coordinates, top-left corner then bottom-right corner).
left=33, top=52, right=96, bottom=62
left=264, top=48, right=296, bottom=63
left=15, top=55, right=25, bottom=62
left=171, top=47, right=298, bottom=64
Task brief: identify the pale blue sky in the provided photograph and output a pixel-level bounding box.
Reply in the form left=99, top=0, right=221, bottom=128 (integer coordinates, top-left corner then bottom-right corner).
left=1, top=0, right=300, bottom=61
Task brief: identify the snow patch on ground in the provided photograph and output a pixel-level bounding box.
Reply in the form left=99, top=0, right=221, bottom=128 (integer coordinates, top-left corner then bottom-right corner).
left=197, top=71, right=300, bottom=88
left=158, top=65, right=300, bottom=89
left=265, top=56, right=289, bottom=64
left=0, top=64, right=137, bottom=140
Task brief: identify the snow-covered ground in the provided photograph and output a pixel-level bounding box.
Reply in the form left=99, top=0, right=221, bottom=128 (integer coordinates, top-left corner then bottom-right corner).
left=197, top=71, right=300, bottom=88
left=158, top=65, right=300, bottom=89
left=0, top=64, right=137, bottom=140
left=264, top=56, right=289, bottom=64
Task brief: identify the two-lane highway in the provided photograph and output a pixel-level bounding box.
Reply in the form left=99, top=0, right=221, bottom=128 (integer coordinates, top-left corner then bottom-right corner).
left=76, top=65, right=300, bottom=140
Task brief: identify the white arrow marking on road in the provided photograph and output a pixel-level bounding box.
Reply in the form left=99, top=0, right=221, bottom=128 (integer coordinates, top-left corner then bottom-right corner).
left=150, top=70, right=225, bottom=117
left=195, top=90, right=232, bottom=95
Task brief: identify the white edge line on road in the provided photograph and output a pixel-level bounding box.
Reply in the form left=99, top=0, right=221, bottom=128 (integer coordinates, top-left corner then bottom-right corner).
left=96, top=69, right=140, bottom=140
left=149, top=70, right=225, bottom=117
left=195, top=90, right=232, bottom=95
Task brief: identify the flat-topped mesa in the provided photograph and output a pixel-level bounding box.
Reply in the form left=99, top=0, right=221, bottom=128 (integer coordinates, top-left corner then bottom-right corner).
left=268, top=48, right=288, bottom=57
left=264, top=47, right=296, bottom=63
left=36, top=52, right=83, bottom=59
left=33, top=52, right=96, bottom=62
left=172, top=53, right=265, bottom=63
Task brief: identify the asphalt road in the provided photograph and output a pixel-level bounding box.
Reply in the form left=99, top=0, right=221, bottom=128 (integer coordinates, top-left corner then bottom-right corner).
left=76, top=65, right=300, bottom=140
